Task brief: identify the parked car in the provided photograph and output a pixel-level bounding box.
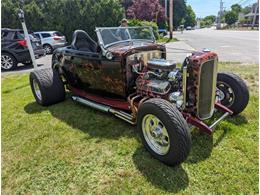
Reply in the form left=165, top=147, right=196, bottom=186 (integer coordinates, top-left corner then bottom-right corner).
left=158, top=29, right=167, bottom=36
left=1, top=28, right=45, bottom=71
left=29, top=26, right=249, bottom=166
left=186, top=26, right=192, bottom=30
left=34, top=31, right=67, bottom=54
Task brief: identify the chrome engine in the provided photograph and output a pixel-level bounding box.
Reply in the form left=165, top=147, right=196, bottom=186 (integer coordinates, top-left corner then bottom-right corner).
left=128, top=50, right=218, bottom=119
left=133, top=58, right=184, bottom=108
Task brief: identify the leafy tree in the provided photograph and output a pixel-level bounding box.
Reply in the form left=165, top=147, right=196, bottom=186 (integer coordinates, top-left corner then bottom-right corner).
left=203, top=15, right=216, bottom=26
left=172, top=0, right=187, bottom=29
left=1, top=0, right=124, bottom=42
left=184, top=5, right=196, bottom=27
left=121, top=0, right=133, bottom=13
left=127, top=0, right=165, bottom=24
left=128, top=19, right=159, bottom=39
left=241, top=5, right=251, bottom=14
left=225, top=11, right=238, bottom=25
left=231, top=4, right=242, bottom=15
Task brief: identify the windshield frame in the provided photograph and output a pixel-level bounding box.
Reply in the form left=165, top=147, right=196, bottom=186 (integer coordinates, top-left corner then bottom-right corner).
left=95, top=26, right=156, bottom=49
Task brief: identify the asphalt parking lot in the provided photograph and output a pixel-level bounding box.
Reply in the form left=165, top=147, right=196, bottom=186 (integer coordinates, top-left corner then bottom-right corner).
left=1, top=55, right=52, bottom=76
left=173, top=28, right=259, bottom=64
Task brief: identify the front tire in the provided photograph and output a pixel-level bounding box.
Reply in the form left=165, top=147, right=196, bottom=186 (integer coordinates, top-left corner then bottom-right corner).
left=30, top=68, right=65, bottom=106
left=217, top=72, right=249, bottom=115
left=137, top=98, right=191, bottom=166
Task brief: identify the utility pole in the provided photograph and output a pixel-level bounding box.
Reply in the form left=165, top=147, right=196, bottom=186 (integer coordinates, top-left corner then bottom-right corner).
left=217, top=0, right=224, bottom=29
left=165, top=0, right=167, bottom=18
left=169, top=0, right=173, bottom=39
left=252, top=0, right=259, bottom=29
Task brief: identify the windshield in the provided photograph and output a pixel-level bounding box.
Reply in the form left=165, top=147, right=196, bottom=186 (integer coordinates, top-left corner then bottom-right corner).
left=96, top=27, right=155, bottom=48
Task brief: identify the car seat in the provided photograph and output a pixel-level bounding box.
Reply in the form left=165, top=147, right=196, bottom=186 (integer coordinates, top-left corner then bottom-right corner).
left=71, top=30, right=97, bottom=52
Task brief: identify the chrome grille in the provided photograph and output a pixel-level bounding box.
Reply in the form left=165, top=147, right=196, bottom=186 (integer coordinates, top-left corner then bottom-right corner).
left=197, top=59, right=218, bottom=119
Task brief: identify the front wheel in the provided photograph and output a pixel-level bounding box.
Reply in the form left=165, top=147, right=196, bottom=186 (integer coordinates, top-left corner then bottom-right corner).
left=217, top=72, right=249, bottom=115
left=30, top=68, right=65, bottom=106
left=137, top=98, right=191, bottom=166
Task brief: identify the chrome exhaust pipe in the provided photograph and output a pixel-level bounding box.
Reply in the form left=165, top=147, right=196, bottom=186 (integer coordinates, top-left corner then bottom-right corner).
left=72, top=96, right=135, bottom=125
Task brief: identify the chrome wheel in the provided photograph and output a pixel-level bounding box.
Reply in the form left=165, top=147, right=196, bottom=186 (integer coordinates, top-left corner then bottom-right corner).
left=1, top=55, right=14, bottom=70
left=33, top=79, right=42, bottom=101
left=217, top=82, right=235, bottom=107
left=142, top=114, right=170, bottom=155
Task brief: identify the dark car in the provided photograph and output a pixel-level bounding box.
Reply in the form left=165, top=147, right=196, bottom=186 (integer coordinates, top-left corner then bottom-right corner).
left=29, top=26, right=249, bottom=166
left=1, top=28, right=45, bottom=70
left=158, top=29, right=167, bottom=36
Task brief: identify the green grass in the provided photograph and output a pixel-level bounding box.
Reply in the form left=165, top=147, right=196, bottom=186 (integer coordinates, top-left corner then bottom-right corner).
left=157, top=36, right=178, bottom=43
left=2, top=62, right=258, bottom=194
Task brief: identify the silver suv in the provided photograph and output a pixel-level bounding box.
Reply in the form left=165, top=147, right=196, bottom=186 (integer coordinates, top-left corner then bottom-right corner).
left=34, top=31, right=67, bottom=54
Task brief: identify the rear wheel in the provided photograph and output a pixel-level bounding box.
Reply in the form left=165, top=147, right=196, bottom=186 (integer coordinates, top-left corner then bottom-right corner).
left=217, top=72, right=249, bottom=115
left=30, top=68, right=65, bottom=106
left=1, top=52, right=17, bottom=71
left=137, top=98, right=191, bottom=166
left=43, top=44, right=53, bottom=54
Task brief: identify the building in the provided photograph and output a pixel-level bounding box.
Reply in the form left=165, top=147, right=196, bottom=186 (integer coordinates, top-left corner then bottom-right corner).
left=244, top=2, right=259, bottom=27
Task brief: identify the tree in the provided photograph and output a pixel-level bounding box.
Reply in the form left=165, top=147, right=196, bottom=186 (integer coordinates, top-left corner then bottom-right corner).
left=121, top=0, right=133, bottom=14
left=231, top=4, right=242, bottom=15
left=1, top=0, right=124, bottom=42
left=184, top=5, right=196, bottom=27
left=225, top=11, right=238, bottom=25
left=241, top=5, right=251, bottom=14
left=172, top=0, right=186, bottom=29
left=127, top=0, right=165, bottom=24
left=203, top=15, right=216, bottom=26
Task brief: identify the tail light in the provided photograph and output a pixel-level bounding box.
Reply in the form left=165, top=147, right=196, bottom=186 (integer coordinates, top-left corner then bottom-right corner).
left=53, top=36, right=61, bottom=40
left=17, top=40, right=27, bottom=47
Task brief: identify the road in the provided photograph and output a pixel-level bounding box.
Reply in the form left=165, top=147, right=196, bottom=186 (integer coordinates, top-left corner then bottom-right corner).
left=171, top=28, right=259, bottom=64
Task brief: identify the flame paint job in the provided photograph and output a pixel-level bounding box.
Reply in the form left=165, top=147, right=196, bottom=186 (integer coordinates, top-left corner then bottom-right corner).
left=53, top=43, right=166, bottom=98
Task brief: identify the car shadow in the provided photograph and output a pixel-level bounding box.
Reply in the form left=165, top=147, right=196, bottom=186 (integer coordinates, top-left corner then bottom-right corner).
left=24, top=99, right=136, bottom=139
left=132, top=147, right=189, bottom=193
left=23, top=99, right=245, bottom=192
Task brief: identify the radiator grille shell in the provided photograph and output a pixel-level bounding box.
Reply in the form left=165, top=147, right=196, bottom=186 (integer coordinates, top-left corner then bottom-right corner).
left=197, top=59, right=218, bottom=119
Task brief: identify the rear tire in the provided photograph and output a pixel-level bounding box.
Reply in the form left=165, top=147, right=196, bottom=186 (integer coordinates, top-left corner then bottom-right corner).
left=1, top=52, right=17, bottom=71
left=43, top=44, right=53, bottom=54
left=30, top=68, right=65, bottom=106
left=137, top=98, right=191, bottom=166
left=217, top=72, right=249, bottom=115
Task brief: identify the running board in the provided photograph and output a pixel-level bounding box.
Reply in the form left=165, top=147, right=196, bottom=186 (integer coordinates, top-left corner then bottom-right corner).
left=71, top=96, right=136, bottom=125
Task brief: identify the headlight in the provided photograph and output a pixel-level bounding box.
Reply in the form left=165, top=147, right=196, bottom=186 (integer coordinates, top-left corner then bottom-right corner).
left=105, top=51, right=113, bottom=60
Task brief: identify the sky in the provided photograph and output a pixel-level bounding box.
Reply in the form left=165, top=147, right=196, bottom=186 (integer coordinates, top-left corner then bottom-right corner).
left=186, top=0, right=256, bottom=18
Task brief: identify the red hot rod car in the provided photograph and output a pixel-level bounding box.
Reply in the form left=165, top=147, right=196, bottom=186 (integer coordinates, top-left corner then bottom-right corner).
left=29, top=27, right=249, bottom=166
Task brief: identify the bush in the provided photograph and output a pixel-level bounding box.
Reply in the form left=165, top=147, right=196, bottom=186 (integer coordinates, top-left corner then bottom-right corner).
left=128, top=19, right=159, bottom=39
left=225, top=11, right=238, bottom=26
left=1, top=0, right=124, bottom=43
